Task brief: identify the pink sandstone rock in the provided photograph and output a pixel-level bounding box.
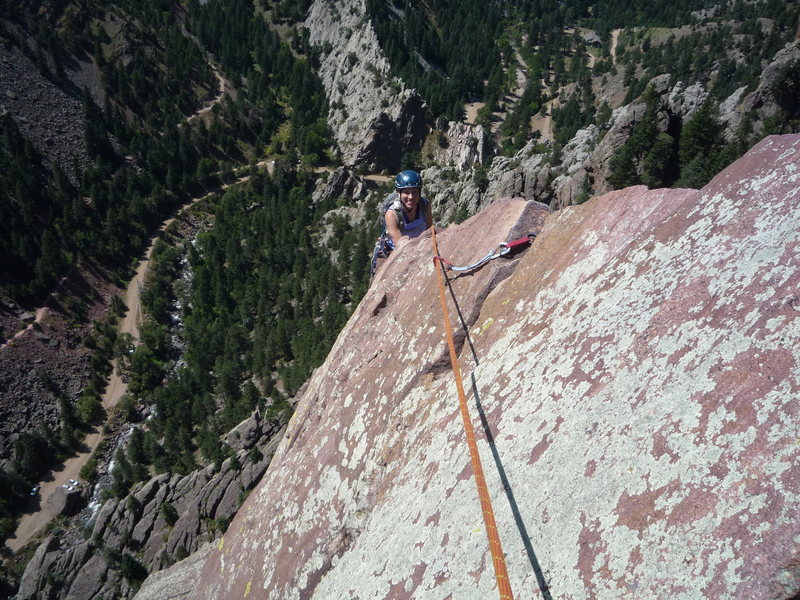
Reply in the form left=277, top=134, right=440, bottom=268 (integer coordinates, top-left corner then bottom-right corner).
left=192, top=134, right=800, bottom=600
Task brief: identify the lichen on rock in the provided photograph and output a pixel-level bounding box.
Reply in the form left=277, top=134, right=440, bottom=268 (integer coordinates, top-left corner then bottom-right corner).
left=189, top=135, right=800, bottom=599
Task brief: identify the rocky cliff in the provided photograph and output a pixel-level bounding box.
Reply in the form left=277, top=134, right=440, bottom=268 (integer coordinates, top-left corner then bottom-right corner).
left=156, top=134, right=800, bottom=599
left=305, top=0, right=427, bottom=172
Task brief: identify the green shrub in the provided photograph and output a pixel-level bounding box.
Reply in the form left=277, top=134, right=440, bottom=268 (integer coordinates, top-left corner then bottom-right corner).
left=160, top=502, right=179, bottom=526
left=80, top=456, right=98, bottom=481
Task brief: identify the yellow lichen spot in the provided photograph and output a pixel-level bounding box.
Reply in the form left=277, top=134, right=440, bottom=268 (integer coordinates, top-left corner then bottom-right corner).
left=480, top=318, right=494, bottom=335
left=218, top=536, right=225, bottom=551
left=244, top=580, right=252, bottom=598
left=287, top=407, right=302, bottom=427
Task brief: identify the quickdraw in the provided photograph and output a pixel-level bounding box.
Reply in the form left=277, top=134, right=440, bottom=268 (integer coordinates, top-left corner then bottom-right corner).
left=433, top=233, right=536, bottom=273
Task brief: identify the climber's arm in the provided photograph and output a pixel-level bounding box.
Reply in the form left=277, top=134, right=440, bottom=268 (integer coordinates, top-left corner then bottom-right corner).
left=385, top=210, right=404, bottom=245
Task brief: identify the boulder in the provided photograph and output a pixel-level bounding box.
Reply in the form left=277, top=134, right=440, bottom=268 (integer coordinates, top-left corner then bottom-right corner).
left=45, top=485, right=83, bottom=517
left=224, top=412, right=262, bottom=452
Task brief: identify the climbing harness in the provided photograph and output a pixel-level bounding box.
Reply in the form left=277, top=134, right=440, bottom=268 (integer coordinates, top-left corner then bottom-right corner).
left=433, top=234, right=535, bottom=273
left=431, top=225, right=515, bottom=600
left=370, top=233, right=391, bottom=278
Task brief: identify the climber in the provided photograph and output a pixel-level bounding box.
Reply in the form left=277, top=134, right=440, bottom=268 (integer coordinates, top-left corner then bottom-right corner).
left=370, top=169, right=433, bottom=277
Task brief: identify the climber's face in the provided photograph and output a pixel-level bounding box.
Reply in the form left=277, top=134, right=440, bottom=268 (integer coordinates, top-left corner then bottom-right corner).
left=399, top=187, right=420, bottom=214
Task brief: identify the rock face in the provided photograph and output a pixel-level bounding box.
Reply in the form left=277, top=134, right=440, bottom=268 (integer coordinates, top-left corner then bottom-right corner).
left=188, top=134, right=800, bottom=599
left=305, top=0, right=427, bottom=172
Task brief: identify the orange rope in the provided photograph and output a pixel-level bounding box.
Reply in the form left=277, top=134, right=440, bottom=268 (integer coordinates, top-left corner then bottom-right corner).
left=431, top=225, right=514, bottom=600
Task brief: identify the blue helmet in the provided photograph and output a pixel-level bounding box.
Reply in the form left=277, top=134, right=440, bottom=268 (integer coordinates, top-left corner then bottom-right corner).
left=395, top=169, right=422, bottom=190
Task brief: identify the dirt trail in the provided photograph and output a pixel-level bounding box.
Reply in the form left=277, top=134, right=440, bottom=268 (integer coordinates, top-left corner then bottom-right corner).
left=611, top=28, right=621, bottom=65
left=188, top=64, right=229, bottom=124
left=0, top=307, right=49, bottom=352
left=464, top=102, right=483, bottom=125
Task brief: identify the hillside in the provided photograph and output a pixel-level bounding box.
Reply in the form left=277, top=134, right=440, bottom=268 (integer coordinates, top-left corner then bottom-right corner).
left=2, top=0, right=799, bottom=598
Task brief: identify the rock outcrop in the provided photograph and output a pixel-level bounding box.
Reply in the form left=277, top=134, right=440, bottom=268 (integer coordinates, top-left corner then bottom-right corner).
left=310, top=167, right=374, bottom=206
left=423, top=40, right=800, bottom=218
left=15, top=413, right=284, bottom=600
left=430, top=122, right=489, bottom=172
left=305, top=0, right=428, bottom=172
left=180, top=134, right=800, bottom=599
left=721, top=40, right=800, bottom=139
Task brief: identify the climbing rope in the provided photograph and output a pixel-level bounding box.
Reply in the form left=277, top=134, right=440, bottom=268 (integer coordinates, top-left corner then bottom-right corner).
left=431, top=225, right=514, bottom=600
left=433, top=234, right=535, bottom=273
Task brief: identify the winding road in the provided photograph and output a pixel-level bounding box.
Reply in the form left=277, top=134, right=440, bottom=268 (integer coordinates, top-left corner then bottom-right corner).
left=4, top=156, right=277, bottom=554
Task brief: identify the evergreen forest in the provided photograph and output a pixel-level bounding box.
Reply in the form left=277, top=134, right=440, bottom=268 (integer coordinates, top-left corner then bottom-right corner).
left=370, top=0, right=798, bottom=180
